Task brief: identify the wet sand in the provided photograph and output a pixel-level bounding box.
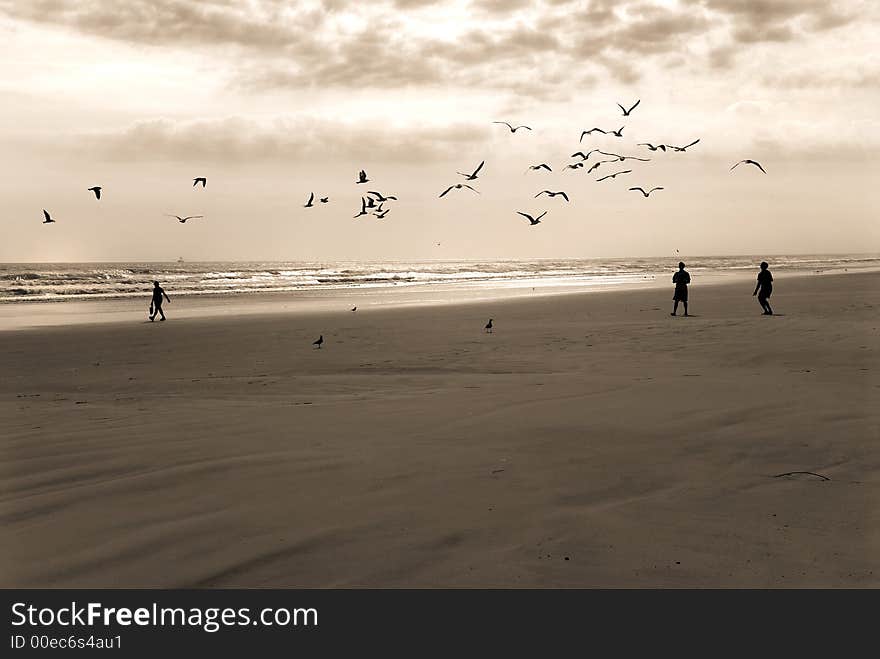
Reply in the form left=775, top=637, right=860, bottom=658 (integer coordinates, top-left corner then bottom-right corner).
left=2, top=271, right=878, bottom=587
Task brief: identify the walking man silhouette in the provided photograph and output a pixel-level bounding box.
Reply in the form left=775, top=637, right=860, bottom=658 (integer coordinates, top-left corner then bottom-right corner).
left=753, top=261, right=773, bottom=315
left=149, top=281, right=171, bottom=321
left=671, top=262, right=690, bottom=316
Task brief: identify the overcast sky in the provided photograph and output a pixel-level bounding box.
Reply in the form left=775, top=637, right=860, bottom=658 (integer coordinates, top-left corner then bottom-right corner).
left=1, top=0, right=878, bottom=262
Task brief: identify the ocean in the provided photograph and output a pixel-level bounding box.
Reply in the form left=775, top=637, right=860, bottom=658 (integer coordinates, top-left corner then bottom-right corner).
left=1, top=255, right=877, bottom=304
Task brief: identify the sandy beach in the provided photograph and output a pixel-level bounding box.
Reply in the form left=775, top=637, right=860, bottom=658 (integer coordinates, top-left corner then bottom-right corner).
left=2, top=271, right=878, bottom=587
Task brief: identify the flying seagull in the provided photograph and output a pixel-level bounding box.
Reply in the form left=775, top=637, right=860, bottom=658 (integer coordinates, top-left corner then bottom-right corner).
left=193, top=177, right=206, bottom=187
left=629, top=186, right=664, bottom=197
left=517, top=211, right=547, bottom=226
left=354, top=198, right=369, bottom=217
left=313, top=335, right=324, bottom=349
left=367, top=191, right=398, bottom=202
left=493, top=121, right=531, bottom=133
left=375, top=209, right=390, bottom=219
left=617, top=99, right=641, bottom=116
left=580, top=128, right=606, bottom=141
left=637, top=143, right=666, bottom=152
left=357, top=170, right=369, bottom=184
left=571, top=150, right=600, bottom=161
left=566, top=162, right=585, bottom=170
left=304, top=192, right=315, bottom=207
left=587, top=159, right=617, bottom=174
left=666, top=139, right=700, bottom=152
left=88, top=186, right=102, bottom=200
left=167, top=214, right=204, bottom=223
left=535, top=190, right=569, bottom=202
left=439, top=183, right=479, bottom=198
left=527, top=163, right=552, bottom=172
left=320, top=197, right=329, bottom=203
left=596, top=170, right=632, bottom=182
left=457, top=160, right=485, bottom=181
left=365, top=196, right=377, bottom=208
left=598, top=151, right=650, bottom=162
left=42, top=209, right=55, bottom=224
left=730, top=159, right=766, bottom=174
left=608, top=126, right=625, bottom=137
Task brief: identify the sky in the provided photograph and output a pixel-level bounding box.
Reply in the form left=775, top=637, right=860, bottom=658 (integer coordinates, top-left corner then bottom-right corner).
left=1, top=0, right=878, bottom=262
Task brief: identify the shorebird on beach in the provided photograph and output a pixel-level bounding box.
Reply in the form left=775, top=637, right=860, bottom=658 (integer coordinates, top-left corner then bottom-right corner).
left=485, top=318, right=493, bottom=333
left=730, top=159, right=766, bottom=174
left=313, top=335, right=324, bottom=349
left=88, top=186, right=102, bottom=200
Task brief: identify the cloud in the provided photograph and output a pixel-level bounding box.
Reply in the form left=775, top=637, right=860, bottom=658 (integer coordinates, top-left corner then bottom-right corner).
left=67, top=116, right=492, bottom=163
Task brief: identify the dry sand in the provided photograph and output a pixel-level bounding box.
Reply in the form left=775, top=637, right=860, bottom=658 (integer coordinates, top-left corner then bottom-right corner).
left=2, top=271, right=878, bottom=587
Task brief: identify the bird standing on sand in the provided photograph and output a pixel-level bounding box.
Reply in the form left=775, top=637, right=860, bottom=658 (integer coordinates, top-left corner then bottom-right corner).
left=517, top=211, right=547, bottom=226
left=629, top=186, right=664, bottom=197
left=168, top=214, right=204, bottom=223
left=730, top=159, right=766, bottom=174
left=617, top=99, right=640, bottom=116
left=535, top=190, right=569, bottom=202
left=193, top=177, right=207, bottom=187
left=493, top=121, right=531, bottom=133
left=42, top=209, right=55, bottom=224
left=351, top=306, right=357, bottom=312
left=596, top=170, right=632, bottom=182
left=439, top=183, right=479, bottom=198
left=313, top=335, right=324, bottom=349
left=485, top=318, right=493, bottom=333
left=304, top=192, right=315, bottom=207
left=458, top=161, right=485, bottom=181
left=357, top=170, right=369, bottom=184
left=88, top=186, right=102, bottom=200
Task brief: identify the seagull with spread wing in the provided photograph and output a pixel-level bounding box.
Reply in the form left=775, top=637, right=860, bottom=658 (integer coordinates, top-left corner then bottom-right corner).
left=666, top=139, right=700, bottom=152
left=493, top=121, right=531, bottom=133
left=730, top=159, right=766, bottom=174
left=517, top=211, right=547, bottom=226
left=629, top=187, right=664, bottom=197
left=168, top=214, right=204, bottom=223
left=535, top=190, right=569, bottom=202
left=42, top=209, right=55, bottom=224
left=527, top=163, right=552, bottom=172
left=457, top=160, right=485, bottom=181
left=596, top=170, right=632, bottom=182
left=88, top=186, right=102, bottom=200
left=439, top=183, right=479, bottom=198
left=617, top=99, right=640, bottom=116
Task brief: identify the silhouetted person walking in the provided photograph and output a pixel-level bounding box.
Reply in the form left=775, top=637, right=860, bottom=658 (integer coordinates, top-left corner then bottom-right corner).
left=149, top=281, right=170, bottom=321
left=671, top=261, right=690, bottom=316
left=753, top=261, right=773, bottom=315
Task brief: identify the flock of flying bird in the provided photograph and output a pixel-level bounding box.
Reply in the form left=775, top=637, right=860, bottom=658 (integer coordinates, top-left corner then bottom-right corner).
left=38, top=100, right=766, bottom=228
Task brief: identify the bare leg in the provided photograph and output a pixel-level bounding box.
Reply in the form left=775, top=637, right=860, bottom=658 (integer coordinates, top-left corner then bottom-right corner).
left=683, top=301, right=689, bottom=316
left=671, top=300, right=678, bottom=316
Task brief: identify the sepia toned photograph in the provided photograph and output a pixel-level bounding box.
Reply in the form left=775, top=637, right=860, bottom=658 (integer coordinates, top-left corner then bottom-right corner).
left=2, top=0, right=878, bottom=598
